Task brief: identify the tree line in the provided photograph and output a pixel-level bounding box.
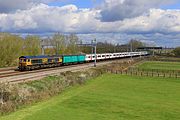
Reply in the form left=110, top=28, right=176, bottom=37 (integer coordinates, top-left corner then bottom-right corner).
left=0, top=33, right=82, bottom=67
left=0, top=33, right=41, bottom=67
left=80, top=39, right=146, bottom=54
left=2, top=32, right=179, bottom=67
left=173, top=47, right=180, bottom=57
left=0, top=32, right=148, bottom=67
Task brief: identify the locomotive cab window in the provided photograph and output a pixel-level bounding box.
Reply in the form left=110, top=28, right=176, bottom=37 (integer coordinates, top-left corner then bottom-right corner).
left=20, top=59, right=26, bottom=62
left=55, top=58, right=59, bottom=62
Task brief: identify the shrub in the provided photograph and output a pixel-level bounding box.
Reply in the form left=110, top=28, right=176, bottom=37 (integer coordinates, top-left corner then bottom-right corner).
left=173, top=47, right=180, bottom=57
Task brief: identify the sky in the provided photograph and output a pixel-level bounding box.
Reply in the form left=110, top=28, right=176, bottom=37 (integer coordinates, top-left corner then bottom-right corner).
left=0, top=0, right=180, bottom=47
left=48, top=0, right=100, bottom=8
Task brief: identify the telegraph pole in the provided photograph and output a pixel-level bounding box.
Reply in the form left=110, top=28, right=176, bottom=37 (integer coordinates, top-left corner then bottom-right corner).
left=93, top=39, right=97, bottom=67
left=91, top=40, right=94, bottom=54
left=41, top=39, right=45, bottom=55
left=77, top=39, right=97, bottom=67
left=40, top=37, right=55, bottom=56
left=130, top=41, right=133, bottom=59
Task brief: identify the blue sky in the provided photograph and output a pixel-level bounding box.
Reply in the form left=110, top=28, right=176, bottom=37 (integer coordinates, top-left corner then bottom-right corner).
left=162, top=3, right=180, bottom=9
left=49, top=0, right=180, bottom=9
left=48, top=0, right=103, bottom=8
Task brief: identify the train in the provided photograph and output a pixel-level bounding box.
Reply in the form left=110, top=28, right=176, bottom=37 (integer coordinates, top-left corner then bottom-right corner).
left=18, top=51, right=148, bottom=71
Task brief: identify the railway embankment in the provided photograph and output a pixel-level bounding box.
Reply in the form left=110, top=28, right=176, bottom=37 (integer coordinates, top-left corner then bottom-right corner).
left=0, top=58, right=142, bottom=114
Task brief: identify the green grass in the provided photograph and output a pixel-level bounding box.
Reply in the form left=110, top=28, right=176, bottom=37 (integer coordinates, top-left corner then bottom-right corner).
left=137, top=61, right=180, bottom=70
left=1, top=74, right=180, bottom=120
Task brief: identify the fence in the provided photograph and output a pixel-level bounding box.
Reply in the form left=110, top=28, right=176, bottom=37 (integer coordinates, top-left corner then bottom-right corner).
left=107, top=68, right=180, bottom=78
left=147, top=57, right=180, bottom=62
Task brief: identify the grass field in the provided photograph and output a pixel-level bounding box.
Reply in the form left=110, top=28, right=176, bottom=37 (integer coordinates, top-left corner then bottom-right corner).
left=1, top=74, right=180, bottom=120
left=137, top=61, right=180, bottom=70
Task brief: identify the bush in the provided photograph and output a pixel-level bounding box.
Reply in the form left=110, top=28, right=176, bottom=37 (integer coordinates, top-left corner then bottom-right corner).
left=173, top=47, right=180, bottom=57
left=0, top=33, right=41, bottom=67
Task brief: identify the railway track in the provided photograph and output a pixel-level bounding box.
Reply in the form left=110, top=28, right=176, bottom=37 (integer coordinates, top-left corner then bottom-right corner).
left=0, top=57, right=145, bottom=84
left=0, top=60, right=112, bottom=83
left=0, top=63, right=93, bottom=79
left=0, top=67, right=16, bottom=72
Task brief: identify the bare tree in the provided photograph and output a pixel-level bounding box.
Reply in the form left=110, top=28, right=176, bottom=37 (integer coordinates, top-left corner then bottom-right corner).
left=52, top=33, right=66, bottom=55
left=66, top=34, right=79, bottom=54
left=23, top=35, right=41, bottom=56
left=128, top=39, right=145, bottom=51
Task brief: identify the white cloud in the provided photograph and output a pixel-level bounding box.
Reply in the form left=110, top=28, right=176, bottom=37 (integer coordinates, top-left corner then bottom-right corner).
left=0, top=0, right=64, bottom=13
left=99, top=0, right=178, bottom=22
left=117, top=9, right=180, bottom=34
left=0, top=2, right=180, bottom=46
left=0, top=4, right=180, bottom=34
left=0, top=4, right=101, bottom=33
left=78, top=33, right=180, bottom=47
